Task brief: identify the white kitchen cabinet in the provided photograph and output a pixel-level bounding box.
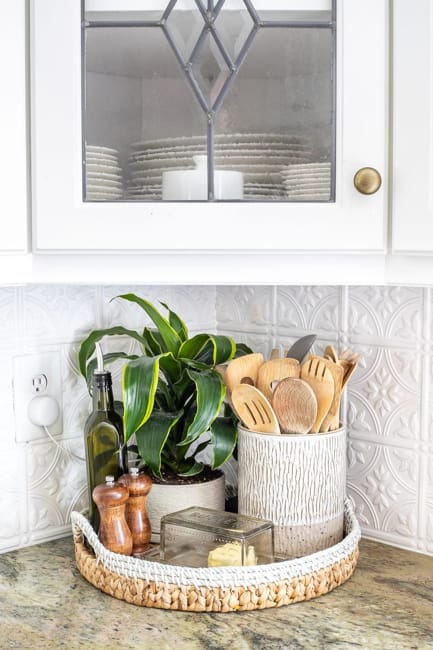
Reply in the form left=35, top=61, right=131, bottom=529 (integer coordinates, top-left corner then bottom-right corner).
left=0, top=1, right=28, bottom=254
left=30, top=0, right=388, bottom=258
left=392, top=0, right=433, bottom=254
left=31, top=0, right=388, bottom=259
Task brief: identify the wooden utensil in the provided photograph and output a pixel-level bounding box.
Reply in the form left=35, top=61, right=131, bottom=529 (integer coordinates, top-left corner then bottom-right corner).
left=272, top=377, right=317, bottom=434
left=256, top=358, right=300, bottom=402
left=224, top=352, right=264, bottom=398
left=312, top=356, right=344, bottom=432
left=300, top=357, right=335, bottom=433
left=231, top=384, right=280, bottom=434
left=270, top=348, right=281, bottom=360
left=324, top=344, right=339, bottom=364
left=339, top=358, right=359, bottom=389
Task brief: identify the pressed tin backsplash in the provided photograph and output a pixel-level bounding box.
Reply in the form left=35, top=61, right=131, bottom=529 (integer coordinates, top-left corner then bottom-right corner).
left=0, top=284, right=431, bottom=556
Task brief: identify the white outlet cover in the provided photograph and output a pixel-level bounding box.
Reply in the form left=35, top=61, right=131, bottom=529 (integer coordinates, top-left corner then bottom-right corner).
left=13, top=351, right=63, bottom=443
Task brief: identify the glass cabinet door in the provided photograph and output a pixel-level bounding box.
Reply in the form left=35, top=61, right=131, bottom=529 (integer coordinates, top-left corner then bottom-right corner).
left=83, top=0, right=334, bottom=203
left=31, top=0, right=386, bottom=254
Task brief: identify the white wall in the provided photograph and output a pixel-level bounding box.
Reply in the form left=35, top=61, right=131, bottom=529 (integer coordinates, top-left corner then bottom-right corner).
left=1, top=283, right=432, bottom=557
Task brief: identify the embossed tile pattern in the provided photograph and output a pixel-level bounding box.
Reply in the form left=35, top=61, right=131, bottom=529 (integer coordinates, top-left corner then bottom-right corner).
left=0, top=284, right=432, bottom=556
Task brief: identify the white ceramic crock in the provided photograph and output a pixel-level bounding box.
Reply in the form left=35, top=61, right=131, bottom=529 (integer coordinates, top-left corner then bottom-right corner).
left=237, top=425, right=347, bottom=559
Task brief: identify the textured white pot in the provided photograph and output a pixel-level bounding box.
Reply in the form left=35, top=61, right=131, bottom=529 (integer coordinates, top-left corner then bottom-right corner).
left=146, top=471, right=225, bottom=543
left=237, top=425, right=346, bottom=559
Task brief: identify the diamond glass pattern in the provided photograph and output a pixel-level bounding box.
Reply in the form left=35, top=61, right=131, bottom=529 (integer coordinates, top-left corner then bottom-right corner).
left=190, top=32, right=232, bottom=108
left=213, top=0, right=256, bottom=62
left=165, top=0, right=205, bottom=63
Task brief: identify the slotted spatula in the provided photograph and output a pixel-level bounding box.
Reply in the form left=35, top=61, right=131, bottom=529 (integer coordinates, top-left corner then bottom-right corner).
left=231, top=384, right=280, bottom=434
left=300, top=357, right=335, bottom=433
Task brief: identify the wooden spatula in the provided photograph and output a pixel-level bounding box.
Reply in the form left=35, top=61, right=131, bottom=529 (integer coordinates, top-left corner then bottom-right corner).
left=272, top=377, right=317, bottom=434
left=224, top=352, right=264, bottom=398
left=300, top=357, right=335, bottom=433
left=231, top=384, right=280, bottom=434
left=310, top=356, right=344, bottom=432
left=324, top=344, right=339, bottom=364
left=256, top=358, right=300, bottom=403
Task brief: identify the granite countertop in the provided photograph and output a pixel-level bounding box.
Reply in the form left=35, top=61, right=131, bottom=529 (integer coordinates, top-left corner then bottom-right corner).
left=0, top=536, right=432, bottom=649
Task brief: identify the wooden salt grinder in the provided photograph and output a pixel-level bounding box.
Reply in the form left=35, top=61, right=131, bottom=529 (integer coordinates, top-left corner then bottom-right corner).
left=118, top=468, right=152, bottom=555
left=92, top=475, right=133, bottom=555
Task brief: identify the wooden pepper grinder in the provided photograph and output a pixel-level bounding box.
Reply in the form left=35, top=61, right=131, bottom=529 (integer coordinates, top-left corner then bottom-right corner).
left=92, top=475, right=133, bottom=555
left=118, top=467, right=152, bottom=555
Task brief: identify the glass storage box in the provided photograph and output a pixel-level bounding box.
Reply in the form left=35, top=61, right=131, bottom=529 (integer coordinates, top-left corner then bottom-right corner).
left=160, top=506, right=274, bottom=567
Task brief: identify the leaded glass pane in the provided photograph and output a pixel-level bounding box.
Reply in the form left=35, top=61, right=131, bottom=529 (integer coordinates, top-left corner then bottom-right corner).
left=83, top=0, right=335, bottom=202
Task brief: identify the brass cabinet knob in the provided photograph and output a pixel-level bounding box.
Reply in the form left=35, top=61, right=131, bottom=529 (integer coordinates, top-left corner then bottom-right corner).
left=353, top=167, right=382, bottom=195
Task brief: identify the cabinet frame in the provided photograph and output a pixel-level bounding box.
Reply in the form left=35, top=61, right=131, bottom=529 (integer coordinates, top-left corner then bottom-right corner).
left=31, top=0, right=387, bottom=254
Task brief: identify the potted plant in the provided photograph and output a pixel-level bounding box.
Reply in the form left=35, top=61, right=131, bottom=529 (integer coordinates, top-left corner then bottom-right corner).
left=78, top=293, right=248, bottom=539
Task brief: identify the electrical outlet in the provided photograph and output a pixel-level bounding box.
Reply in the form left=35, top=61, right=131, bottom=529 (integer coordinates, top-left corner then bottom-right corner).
left=13, top=351, right=63, bottom=443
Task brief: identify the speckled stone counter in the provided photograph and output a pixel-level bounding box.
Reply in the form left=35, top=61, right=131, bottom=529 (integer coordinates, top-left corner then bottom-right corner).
left=0, top=537, right=432, bottom=649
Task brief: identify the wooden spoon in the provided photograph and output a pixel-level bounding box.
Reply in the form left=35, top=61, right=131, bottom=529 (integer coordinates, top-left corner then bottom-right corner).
left=231, top=384, right=280, bottom=434
left=300, top=357, right=335, bottom=433
left=256, top=358, right=300, bottom=403
left=272, top=377, right=317, bottom=434
left=224, top=352, right=264, bottom=398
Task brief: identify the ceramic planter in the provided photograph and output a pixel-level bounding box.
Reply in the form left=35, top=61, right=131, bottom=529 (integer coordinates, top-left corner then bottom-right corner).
left=146, top=471, right=225, bottom=543
left=237, top=425, right=346, bottom=558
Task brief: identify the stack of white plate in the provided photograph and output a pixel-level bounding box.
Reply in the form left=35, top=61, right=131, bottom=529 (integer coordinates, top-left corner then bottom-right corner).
left=85, top=145, right=124, bottom=200
left=125, top=134, right=311, bottom=200
left=281, top=162, right=332, bottom=200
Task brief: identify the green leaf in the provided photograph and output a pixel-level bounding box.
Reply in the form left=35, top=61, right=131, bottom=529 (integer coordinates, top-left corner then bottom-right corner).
left=194, top=335, right=236, bottom=366
left=178, top=460, right=204, bottom=477
left=78, top=326, right=147, bottom=378
left=122, top=353, right=170, bottom=442
left=115, top=294, right=181, bottom=354
left=159, top=301, right=189, bottom=342
left=159, top=353, right=182, bottom=383
left=209, top=335, right=236, bottom=364
left=85, top=352, right=139, bottom=393
left=234, top=343, right=254, bottom=357
left=135, top=410, right=183, bottom=476
left=142, top=328, right=163, bottom=355
left=209, top=417, right=238, bottom=468
left=179, top=369, right=226, bottom=447
left=178, top=334, right=209, bottom=360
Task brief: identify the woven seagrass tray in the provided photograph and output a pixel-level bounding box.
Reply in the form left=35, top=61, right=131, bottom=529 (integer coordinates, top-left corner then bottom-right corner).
left=71, top=498, right=360, bottom=613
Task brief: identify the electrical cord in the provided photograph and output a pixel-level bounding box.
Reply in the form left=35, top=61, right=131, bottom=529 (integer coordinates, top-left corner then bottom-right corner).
left=43, top=425, right=86, bottom=462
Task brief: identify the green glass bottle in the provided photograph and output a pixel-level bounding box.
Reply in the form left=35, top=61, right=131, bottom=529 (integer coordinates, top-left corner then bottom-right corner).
left=84, top=343, right=127, bottom=530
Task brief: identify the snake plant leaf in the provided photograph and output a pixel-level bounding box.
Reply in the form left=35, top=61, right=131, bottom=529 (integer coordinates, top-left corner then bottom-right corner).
left=85, top=352, right=139, bottom=394
left=78, top=326, right=148, bottom=379
left=178, top=369, right=226, bottom=447
left=122, top=353, right=171, bottom=442
left=115, top=294, right=181, bottom=354
left=159, top=301, right=189, bottom=342
left=135, top=410, right=183, bottom=477
left=209, top=416, right=238, bottom=468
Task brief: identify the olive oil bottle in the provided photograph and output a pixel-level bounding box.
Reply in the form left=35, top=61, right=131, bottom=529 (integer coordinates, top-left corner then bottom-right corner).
left=84, top=343, right=127, bottom=530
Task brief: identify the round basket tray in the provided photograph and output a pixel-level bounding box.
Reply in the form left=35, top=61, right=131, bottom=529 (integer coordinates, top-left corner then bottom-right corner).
left=71, top=498, right=361, bottom=613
